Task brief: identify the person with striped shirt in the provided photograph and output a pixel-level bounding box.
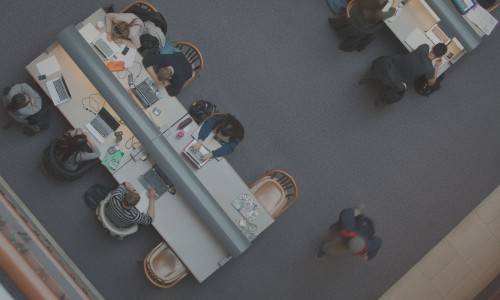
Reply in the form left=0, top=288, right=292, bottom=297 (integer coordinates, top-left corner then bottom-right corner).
left=105, top=182, right=156, bottom=228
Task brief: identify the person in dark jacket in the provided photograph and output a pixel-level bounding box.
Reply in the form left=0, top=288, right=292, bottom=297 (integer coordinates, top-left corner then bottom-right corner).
left=142, top=52, right=192, bottom=96
left=191, top=113, right=244, bottom=161
left=316, top=206, right=382, bottom=260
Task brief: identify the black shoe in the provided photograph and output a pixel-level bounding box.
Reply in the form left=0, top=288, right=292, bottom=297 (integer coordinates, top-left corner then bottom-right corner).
left=23, top=124, right=40, bottom=136
left=315, top=250, right=326, bottom=260
left=103, top=3, right=115, bottom=13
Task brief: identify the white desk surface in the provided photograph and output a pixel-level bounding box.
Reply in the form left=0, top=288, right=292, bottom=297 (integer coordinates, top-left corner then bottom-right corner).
left=25, top=8, right=274, bottom=283
left=384, top=0, right=454, bottom=76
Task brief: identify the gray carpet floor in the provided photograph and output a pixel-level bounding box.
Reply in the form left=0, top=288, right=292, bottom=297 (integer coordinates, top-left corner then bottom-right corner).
left=0, top=1, right=499, bottom=299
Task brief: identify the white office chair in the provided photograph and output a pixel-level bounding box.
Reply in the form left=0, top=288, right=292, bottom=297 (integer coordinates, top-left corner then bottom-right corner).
left=96, top=194, right=138, bottom=240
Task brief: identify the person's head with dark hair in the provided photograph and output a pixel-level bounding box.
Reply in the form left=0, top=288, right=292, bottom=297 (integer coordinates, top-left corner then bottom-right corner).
left=214, top=114, right=245, bottom=142
left=157, top=66, right=174, bottom=82
left=123, top=191, right=140, bottom=208
left=8, top=93, right=29, bottom=111
left=431, top=43, right=447, bottom=58
left=56, top=133, right=88, bottom=164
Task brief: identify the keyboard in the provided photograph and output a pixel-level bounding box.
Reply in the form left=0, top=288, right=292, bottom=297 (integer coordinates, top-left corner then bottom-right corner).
left=142, top=169, right=169, bottom=198
left=134, top=79, right=160, bottom=108
left=94, top=38, right=115, bottom=58
left=53, top=78, right=69, bottom=100
left=450, top=0, right=475, bottom=14
left=90, top=116, right=112, bottom=138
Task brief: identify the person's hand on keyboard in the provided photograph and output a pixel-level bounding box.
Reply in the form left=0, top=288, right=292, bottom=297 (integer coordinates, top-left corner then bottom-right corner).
left=201, top=152, right=213, bottom=161
left=191, top=140, right=202, bottom=153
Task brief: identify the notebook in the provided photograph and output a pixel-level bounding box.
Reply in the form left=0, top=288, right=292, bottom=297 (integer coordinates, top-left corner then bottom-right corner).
left=183, top=139, right=211, bottom=168
left=84, top=108, right=120, bottom=143
left=92, top=32, right=121, bottom=60
left=45, top=76, right=71, bottom=106
left=138, top=164, right=174, bottom=200
left=131, top=77, right=160, bottom=108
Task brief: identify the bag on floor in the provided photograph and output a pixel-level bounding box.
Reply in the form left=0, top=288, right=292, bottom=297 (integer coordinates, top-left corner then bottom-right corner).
left=84, top=184, right=111, bottom=211
left=415, top=74, right=444, bottom=97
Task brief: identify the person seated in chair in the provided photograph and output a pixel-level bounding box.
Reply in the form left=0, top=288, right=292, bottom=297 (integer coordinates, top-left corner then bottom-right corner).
left=328, top=0, right=399, bottom=52
left=106, top=182, right=156, bottom=228
left=191, top=113, right=245, bottom=161
left=142, top=52, right=192, bottom=96
left=55, top=128, right=101, bottom=171
left=4, top=83, right=46, bottom=134
left=106, top=13, right=144, bottom=49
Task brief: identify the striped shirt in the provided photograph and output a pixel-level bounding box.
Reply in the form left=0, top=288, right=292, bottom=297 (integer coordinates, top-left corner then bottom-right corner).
left=105, top=185, right=152, bottom=227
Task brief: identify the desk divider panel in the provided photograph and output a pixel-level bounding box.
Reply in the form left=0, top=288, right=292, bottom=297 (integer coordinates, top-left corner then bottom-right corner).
left=57, top=25, right=250, bottom=257
left=426, top=0, right=482, bottom=52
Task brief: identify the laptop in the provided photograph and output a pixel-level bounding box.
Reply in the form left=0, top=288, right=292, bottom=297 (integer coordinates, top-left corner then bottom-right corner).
left=84, top=107, right=120, bottom=143
left=183, top=139, right=211, bottom=168
left=45, top=76, right=71, bottom=106
left=131, top=77, right=161, bottom=108
left=92, top=32, right=121, bottom=60
left=138, top=164, right=175, bottom=199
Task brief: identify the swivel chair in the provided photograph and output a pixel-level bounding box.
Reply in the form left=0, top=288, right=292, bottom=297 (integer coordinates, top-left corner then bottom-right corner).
left=250, top=169, right=298, bottom=219
left=143, top=241, right=189, bottom=288
left=96, top=194, right=138, bottom=240
left=41, top=139, right=98, bottom=182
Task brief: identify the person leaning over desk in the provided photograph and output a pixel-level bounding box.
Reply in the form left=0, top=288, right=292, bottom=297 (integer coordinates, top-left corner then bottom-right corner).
left=105, top=13, right=144, bottom=49
left=142, top=52, right=192, bottom=96
left=106, top=182, right=156, bottom=228
left=191, top=114, right=245, bottom=161
left=55, top=128, right=100, bottom=171
left=328, top=0, right=399, bottom=52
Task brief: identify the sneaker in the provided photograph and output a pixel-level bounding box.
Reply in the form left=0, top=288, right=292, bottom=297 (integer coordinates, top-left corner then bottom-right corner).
left=23, top=124, right=40, bottom=136
left=315, top=250, right=326, bottom=260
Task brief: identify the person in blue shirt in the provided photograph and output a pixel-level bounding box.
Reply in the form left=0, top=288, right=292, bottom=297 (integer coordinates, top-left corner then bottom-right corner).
left=191, top=113, right=244, bottom=161
left=316, top=206, right=382, bottom=261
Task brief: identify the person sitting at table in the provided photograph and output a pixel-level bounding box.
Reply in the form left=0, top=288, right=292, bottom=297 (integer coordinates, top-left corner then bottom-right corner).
left=328, top=0, right=399, bottom=52
left=142, top=52, right=192, bottom=96
left=55, top=128, right=101, bottom=171
left=4, top=83, right=49, bottom=135
left=191, top=113, right=245, bottom=161
left=105, top=13, right=144, bottom=49
left=105, top=182, right=156, bottom=228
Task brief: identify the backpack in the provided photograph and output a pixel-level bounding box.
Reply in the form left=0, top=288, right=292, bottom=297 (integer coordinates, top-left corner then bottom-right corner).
left=355, top=214, right=375, bottom=238
left=138, top=33, right=160, bottom=55
left=188, top=100, right=218, bottom=124
left=125, top=6, right=167, bottom=35
left=415, top=74, right=444, bottom=97
left=84, top=184, right=111, bottom=211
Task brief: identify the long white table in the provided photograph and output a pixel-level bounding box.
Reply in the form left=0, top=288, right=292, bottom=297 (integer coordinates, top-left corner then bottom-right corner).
left=26, top=8, right=273, bottom=283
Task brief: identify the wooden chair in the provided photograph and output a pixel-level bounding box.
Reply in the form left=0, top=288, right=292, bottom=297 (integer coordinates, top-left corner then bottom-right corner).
left=143, top=242, right=189, bottom=288
left=250, top=170, right=298, bottom=219
left=175, top=42, right=204, bottom=94
left=121, top=1, right=159, bottom=13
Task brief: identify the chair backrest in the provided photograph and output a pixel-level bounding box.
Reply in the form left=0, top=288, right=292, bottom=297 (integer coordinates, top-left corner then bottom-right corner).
left=143, top=242, right=189, bottom=288
left=250, top=169, right=298, bottom=218
left=175, top=42, right=204, bottom=94
left=96, top=195, right=138, bottom=239
left=41, top=139, right=98, bottom=182
left=121, top=1, right=167, bottom=35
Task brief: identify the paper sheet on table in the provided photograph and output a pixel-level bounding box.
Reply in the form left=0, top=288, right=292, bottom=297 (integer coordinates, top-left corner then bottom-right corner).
left=36, top=56, right=61, bottom=76
left=79, top=22, right=100, bottom=43
left=114, top=47, right=137, bottom=68
left=465, top=4, right=498, bottom=35
left=102, top=150, right=124, bottom=171
left=404, top=28, right=433, bottom=50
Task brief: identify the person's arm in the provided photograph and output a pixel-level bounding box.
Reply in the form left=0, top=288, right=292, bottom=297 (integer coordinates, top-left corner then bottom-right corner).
left=209, top=141, right=238, bottom=158
left=197, top=117, right=218, bottom=141
left=124, top=31, right=141, bottom=49
left=146, top=189, right=156, bottom=221
left=142, top=55, right=165, bottom=85
left=365, top=236, right=382, bottom=260
left=105, top=13, right=118, bottom=40
left=111, top=184, right=127, bottom=201
left=145, top=66, right=162, bottom=85
left=427, top=58, right=442, bottom=86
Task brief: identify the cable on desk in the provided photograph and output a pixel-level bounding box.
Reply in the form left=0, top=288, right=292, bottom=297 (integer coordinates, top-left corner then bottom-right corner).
left=81, top=93, right=102, bottom=114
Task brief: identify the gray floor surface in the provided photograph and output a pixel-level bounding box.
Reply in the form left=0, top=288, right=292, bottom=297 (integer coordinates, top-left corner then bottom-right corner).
left=0, top=1, right=499, bottom=299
